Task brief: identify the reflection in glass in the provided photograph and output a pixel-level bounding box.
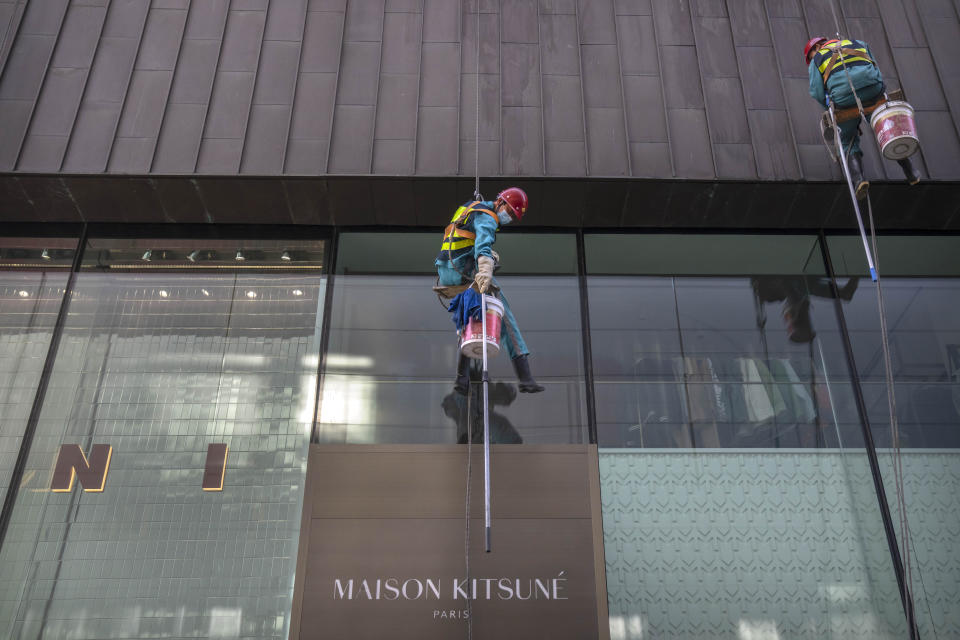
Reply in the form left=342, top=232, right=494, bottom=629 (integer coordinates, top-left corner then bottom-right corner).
left=590, top=275, right=860, bottom=449
left=0, top=271, right=69, bottom=505
left=0, top=270, right=325, bottom=639
left=317, top=272, right=586, bottom=444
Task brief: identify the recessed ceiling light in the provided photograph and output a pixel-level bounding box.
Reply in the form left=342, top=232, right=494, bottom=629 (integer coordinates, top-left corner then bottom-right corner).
left=18, top=290, right=29, bottom=297
left=201, top=289, right=210, bottom=296
left=41, top=249, right=51, bottom=260
left=158, top=290, right=169, bottom=298
left=246, top=290, right=257, bottom=299
left=235, top=250, right=245, bottom=262
left=281, top=250, right=292, bottom=262
left=292, top=289, right=303, bottom=296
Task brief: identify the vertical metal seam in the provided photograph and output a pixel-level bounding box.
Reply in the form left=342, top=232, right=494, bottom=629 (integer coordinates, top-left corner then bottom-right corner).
left=279, top=0, right=311, bottom=174
left=12, top=0, right=71, bottom=171
left=410, top=0, right=426, bottom=175
left=143, top=1, right=193, bottom=173
left=687, top=1, right=719, bottom=178
left=572, top=0, right=590, bottom=175
left=310, top=228, right=339, bottom=444
left=610, top=2, right=633, bottom=176
left=368, top=0, right=387, bottom=174
left=647, top=0, right=677, bottom=177
left=535, top=0, right=546, bottom=174
left=102, top=0, right=153, bottom=173
left=455, top=0, right=462, bottom=175
left=759, top=1, right=803, bottom=180
left=323, top=0, right=348, bottom=173
left=818, top=231, right=920, bottom=638
left=907, top=0, right=960, bottom=152
left=0, top=224, right=88, bottom=556
left=237, top=0, right=273, bottom=174
left=58, top=0, right=113, bottom=172
left=191, top=0, right=235, bottom=174
left=576, top=230, right=597, bottom=445
left=722, top=0, right=761, bottom=180
left=497, top=0, right=503, bottom=176
left=0, top=0, right=28, bottom=79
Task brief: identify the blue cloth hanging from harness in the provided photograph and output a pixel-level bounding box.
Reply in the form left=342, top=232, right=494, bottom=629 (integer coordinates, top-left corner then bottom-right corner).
left=447, top=289, right=483, bottom=332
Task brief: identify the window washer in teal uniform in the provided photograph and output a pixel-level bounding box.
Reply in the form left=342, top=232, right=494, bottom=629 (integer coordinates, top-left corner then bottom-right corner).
left=435, top=187, right=544, bottom=396
left=805, top=36, right=920, bottom=200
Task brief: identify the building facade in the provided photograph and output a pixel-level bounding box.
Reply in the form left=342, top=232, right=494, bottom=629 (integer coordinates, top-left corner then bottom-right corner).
left=1, top=1, right=959, bottom=639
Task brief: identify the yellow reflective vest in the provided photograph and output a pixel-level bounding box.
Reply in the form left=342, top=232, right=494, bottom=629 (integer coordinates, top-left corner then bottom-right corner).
left=813, top=39, right=874, bottom=83
left=438, top=201, right=499, bottom=261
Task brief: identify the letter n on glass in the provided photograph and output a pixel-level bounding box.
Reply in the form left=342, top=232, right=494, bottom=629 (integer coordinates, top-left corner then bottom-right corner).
left=50, top=444, right=112, bottom=492
left=203, top=443, right=228, bottom=491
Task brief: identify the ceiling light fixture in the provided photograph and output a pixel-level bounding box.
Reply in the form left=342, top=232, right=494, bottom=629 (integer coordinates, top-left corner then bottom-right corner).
left=158, top=290, right=169, bottom=298
left=18, top=290, right=29, bottom=297
left=41, top=249, right=51, bottom=260
left=142, top=250, right=152, bottom=262
left=245, top=290, right=257, bottom=299
left=292, top=289, right=303, bottom=296
left=187, top=250, right=201, bottom=262
left=281, top=250, right=292, bottom=262
left=201, top=289, right=210, bottom=297
left=235, top=250, right=245, bottom=262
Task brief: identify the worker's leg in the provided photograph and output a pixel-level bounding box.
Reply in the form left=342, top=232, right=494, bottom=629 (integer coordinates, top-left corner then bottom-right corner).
left=496, top=291, right=528, bottom=360
left=438, top=264, right=465, bottom=287
left=838, top=119, right=862, bottom=157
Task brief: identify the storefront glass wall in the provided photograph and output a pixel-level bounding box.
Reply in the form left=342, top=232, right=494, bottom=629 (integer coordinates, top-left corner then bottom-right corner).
left=0, top=238, right=325, bottom=639
left=588, top=234, right=908, bottom=639
left=0, top=229, right=956, bottom=639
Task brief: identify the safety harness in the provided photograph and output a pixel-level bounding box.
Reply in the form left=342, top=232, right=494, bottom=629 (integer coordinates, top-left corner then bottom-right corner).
left=814, top=39, right=874, bottom=83
left=437, top=201, right=499, bottom=263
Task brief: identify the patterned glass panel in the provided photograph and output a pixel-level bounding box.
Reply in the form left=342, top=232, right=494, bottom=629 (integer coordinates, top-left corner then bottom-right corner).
left=0, top=269, right=325, bottom=639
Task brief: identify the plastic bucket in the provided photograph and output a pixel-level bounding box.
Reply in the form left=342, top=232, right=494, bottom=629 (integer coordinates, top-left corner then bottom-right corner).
left=459, top=295, right=503, bottom=359
left=870, top=100, right=919, bottom=160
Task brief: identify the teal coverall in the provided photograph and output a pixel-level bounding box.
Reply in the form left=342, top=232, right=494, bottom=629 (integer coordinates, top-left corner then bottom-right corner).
left=808, top=39, right=884, bottom=156
left=435, top=200, right=529, bottom=360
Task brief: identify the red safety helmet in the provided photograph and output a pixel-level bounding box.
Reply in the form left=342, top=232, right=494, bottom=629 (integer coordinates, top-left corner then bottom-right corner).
left=804, top=37, right=829, bottom=63
left=496, top=187, right=529, bottom=221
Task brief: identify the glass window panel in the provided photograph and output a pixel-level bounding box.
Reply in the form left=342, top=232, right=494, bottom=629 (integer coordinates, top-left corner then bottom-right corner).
left=836, top=266, right=960, bottom=637
left=317, top=232, right=585, bottom=444
left=591, top=234, right=908, bottom=639
left=586, top=234, right=825, bottom=275
left=0, top=238, right=75, bottom=509
left=0, top=238, right=325, bottom=639
left=827, top=235, right=960, bottom=277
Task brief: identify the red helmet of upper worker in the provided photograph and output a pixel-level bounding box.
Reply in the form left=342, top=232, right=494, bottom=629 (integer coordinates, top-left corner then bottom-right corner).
left=804, top=37, right=829, bottom=63
left=496, top=187, right=529, bottom=221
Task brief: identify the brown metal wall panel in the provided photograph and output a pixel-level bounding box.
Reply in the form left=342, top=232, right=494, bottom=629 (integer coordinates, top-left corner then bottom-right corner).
left=0, top=0, right=957, bottom=181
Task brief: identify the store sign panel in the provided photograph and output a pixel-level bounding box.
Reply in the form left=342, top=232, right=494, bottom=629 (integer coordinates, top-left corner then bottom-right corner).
left=290, top=444, right=610, bottom=640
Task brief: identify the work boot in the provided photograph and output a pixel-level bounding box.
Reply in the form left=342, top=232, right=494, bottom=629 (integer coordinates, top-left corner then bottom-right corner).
left=453, top=353, right=471, bottom=396
left=897, top=157, right=921, bottom=185
left=848, top=152, right=869, bottom=200
left=511, top=354, right=545, bottom=393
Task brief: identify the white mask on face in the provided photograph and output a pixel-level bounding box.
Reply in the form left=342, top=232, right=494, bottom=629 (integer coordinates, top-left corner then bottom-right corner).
left=497, top=210, right=513, bottom=226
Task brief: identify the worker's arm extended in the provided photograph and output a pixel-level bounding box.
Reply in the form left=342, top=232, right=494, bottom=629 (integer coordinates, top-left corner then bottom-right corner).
left=808, top=59, right=827, bottom=107
left=472, top=202, right=498, bottom=260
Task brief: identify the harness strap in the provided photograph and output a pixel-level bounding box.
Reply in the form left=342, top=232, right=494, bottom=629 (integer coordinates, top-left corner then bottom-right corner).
left=820, top=45, right=874, bottom=82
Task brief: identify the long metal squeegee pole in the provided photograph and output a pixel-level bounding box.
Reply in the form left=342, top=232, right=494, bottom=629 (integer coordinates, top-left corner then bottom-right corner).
left=480, top=292, right=492, bottom=552
left=480, top=293, right=492, bottom=552
left=829, top=103, right=878, bottom=282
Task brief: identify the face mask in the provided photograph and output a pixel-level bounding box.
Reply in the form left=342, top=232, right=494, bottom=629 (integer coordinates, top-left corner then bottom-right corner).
left=497, top=210, right=513, bottom=226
